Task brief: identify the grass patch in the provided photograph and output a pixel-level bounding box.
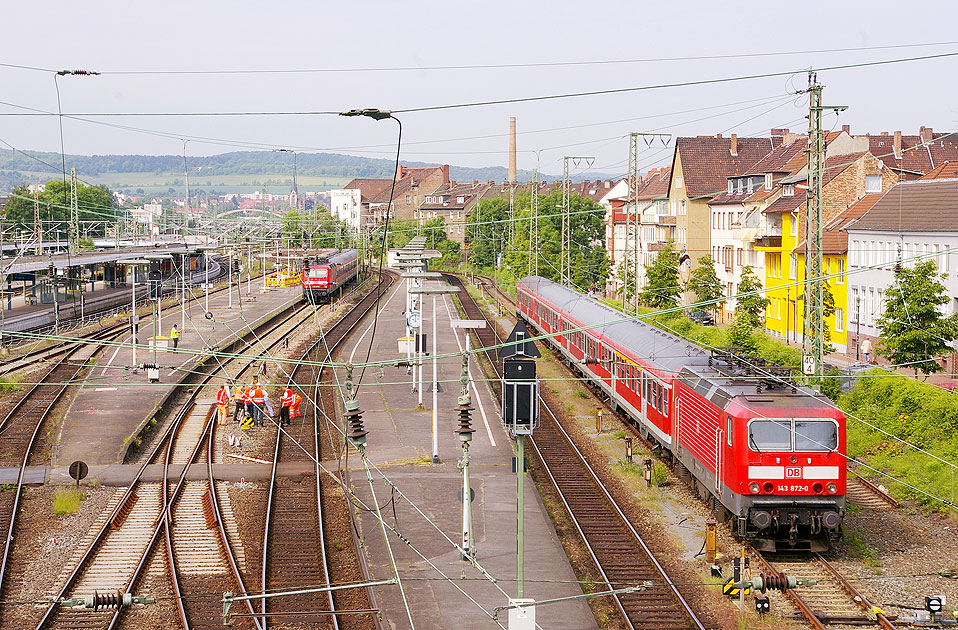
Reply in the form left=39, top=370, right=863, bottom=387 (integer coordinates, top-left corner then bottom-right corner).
left=652, top=461, right=669, bottom=487
left=573, top=389, right=588, bottom=399
left=611, top=429, right=626, bottom=440
left=845, top=530, right=880, bottom=566
left=52, top=487, right=85, bottom=515
left=0, top=376, right=22, bottom=394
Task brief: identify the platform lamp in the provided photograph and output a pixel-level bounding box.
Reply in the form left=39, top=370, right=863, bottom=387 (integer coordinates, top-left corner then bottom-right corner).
left=408, top=283, right=461, bottom=464
left=125, top=258, right=152, bottom=374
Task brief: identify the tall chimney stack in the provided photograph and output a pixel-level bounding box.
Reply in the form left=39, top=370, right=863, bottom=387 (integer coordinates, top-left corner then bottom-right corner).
left=508, top=117, right=517, bottom=184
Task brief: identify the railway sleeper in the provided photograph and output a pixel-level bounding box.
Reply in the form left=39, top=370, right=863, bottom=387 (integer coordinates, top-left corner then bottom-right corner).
left=110, top=490, right=138, bottom=529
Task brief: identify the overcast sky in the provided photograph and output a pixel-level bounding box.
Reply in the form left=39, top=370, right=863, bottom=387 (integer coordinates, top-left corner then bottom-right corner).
left=2, top=0, right=957, bottom=178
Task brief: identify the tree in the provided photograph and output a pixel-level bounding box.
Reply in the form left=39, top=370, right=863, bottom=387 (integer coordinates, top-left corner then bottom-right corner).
left=877, top=260, right=958, bottom=377
left=614, top=257, right=638, bottom=307
left=4, top=180, right=116, bottom=230
left=466, top=197, right=509, bottom=269
left=687, top=255, right=725, bottom=313
left=736, top=265, right=769, bottom=328
left=640, top=241, right=681, bottom=309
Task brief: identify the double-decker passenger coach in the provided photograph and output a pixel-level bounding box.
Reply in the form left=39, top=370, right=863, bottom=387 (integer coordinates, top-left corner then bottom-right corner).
left=516, top=275, right=845, bottom=552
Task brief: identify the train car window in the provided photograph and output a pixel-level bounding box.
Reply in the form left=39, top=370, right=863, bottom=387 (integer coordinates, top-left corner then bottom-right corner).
left=662, top=388, right=669, bottom=416
left=747, top=420, right=791, bottom=451
left=652, top=382, right=659, bottom=410
left=794, top=420, right=838, bottom=451
left=726, top=416, right=733, bottom=446
left=308, top=268, right=328, bottom=278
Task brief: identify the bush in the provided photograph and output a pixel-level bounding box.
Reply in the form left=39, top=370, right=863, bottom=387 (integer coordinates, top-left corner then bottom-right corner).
left=652, top=462, right=669, bottom=486
left=839, top=371, right=958, bottom=509
left=53, top=488, right=85, bottom=515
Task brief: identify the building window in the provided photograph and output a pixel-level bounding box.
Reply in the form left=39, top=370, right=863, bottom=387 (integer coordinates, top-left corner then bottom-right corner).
left=406, top=196, right=411, bottom=204
left=747, top=179, right=754, bottom=194
left=850, top=240, right=859, bottom=267
left=728, top=180, right=734, bottom=194
left=737, top=179, right=743, bottom=194
left=676, top=176, right=684, bottom=189
left=790, top=213, right=798, bottom=237
left=680, top=200, right=686, bottom=215
left=865, top=175, right=881, bottom=193
left=790, top=254, right=797, bottom=279
left=837, top=258, right=844, bottom=284
left=836, top=307, right=844, bottom=333
left=783, top=184, right=795, bottom=196
left=765, top=173, right=773, bottom=190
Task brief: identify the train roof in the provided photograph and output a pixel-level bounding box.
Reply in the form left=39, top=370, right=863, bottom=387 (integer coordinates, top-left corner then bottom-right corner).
left=517, top=276, right=712, bottom=376
left=518, top=276, right=835, bottom=413
left=312, top=249, right=358, bottom=266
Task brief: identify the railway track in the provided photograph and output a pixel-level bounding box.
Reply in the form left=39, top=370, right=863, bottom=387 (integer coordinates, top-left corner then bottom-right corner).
left=752, top=551, right=896, bottom=629
left=32, top=301, right=314, bottom=630
left=846, top=474, right=899, bottom=510
left=447, top=273, right=707, bottom=630
left=258, top=273, right=393, bottom=629
left=0, top=325, right=124, bottom=625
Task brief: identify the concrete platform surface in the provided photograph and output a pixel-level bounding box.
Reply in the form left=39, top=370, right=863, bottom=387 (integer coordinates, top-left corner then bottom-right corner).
left=53, top=283, right=301, bottom=467
left=341, top=279, right=597, bottom=629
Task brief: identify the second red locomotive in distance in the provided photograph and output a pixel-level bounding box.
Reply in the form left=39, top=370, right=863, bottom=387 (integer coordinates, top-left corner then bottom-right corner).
left=301, top=248, right=359, bottom=304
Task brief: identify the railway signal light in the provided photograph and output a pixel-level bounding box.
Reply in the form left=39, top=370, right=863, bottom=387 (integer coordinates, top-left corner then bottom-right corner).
left=926, top=595, right=945, bottom=617
left=754, top=595, right=770, bottom=615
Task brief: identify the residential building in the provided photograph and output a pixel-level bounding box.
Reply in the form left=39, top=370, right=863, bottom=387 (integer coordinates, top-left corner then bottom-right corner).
left=754, top=149, right=899, bottom=351
left=865, top=126, right=958, bottom=179
left=417, top=180, right=495, bottom=242
left=845, top=179, right=958, bottom=364
left=331, top=164, right=450, bottom=230
left=668, top=133, right=782, bottom=276
left=330, top=179, right=391, bottom=231
left=390, top=164, right=450, bottom=222
left=707, top=134, right=807, bottom=320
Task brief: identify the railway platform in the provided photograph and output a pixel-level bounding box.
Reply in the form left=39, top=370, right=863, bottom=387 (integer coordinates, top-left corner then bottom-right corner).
left=52, top=283, right=302, bottom=467
left=340, top=278, right=597, bottom=629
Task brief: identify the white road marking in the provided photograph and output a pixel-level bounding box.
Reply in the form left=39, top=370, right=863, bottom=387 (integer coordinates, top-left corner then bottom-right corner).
left=101, top=337, right=126, bottom=375
left=94, top=387, right=117, bottom=392
left=168, top=355, right=196, bottom=376
left=442, top=294, right=496, bottom=447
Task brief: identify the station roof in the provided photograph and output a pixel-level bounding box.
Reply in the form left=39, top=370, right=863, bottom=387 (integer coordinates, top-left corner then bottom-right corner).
left=2, top=245, right=201, bottom=275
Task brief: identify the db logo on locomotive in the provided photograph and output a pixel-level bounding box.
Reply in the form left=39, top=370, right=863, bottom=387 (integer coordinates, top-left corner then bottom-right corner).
left=785, top=467, right=802, bottom=478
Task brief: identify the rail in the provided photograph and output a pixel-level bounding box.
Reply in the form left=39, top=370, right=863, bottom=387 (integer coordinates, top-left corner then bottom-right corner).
left=447, top=273, right=706, bottom=630
left=259, top=273, right=393, bottom=628
left=33, top=302, right=314, bottom=629
left=0, top=326, right=125, bottom=624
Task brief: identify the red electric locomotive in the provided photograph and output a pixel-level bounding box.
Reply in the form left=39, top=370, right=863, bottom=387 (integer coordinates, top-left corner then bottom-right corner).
left=516, top=276, right=845, bottom=552
left=301, top=249, right=360, bottom=304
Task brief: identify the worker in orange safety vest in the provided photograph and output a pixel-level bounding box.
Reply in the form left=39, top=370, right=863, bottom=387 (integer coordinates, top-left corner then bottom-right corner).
left=215, top=384, right=230, bottom=425
left=233, top=383, right=246, bottom=423
left=280, top=386, right=294, bottom=426
left=248, top=384, right=266, bottom=426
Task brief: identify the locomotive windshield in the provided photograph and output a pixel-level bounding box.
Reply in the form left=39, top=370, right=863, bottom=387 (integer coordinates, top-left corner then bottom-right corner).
left=748, top=418, right=838, bottom=452
left=308, top=268, right=329, bottom=279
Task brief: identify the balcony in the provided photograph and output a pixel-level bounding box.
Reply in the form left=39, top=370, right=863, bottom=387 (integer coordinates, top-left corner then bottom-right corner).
left=657, top=215, right=676, bottom=225
left=752, top=234, right=782, bottom=249
left=647, top=241, right=668, bottom=252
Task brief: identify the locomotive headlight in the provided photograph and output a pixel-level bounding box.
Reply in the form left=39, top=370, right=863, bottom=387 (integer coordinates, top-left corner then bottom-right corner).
left=749, top=482, right=761, bottom=494
left=826, top=483, right=838, bottom=494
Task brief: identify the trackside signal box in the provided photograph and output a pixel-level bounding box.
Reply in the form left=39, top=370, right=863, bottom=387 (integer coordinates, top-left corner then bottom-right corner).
left=500, top=321, right=541, bottom=436
left=502, top=359, right=538, bottom=435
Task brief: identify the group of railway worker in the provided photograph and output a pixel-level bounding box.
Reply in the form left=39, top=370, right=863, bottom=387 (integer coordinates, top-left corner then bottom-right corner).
left=214, top=377, right=302, bottom=428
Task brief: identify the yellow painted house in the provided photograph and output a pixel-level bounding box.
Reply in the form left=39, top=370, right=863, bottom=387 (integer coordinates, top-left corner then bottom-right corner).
left=753, top=151, right=897, bottom=353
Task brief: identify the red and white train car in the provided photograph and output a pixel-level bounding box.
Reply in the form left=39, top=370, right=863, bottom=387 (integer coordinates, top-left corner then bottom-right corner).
left=301, top=249, right=360, bottom=304
left=517, top=276, right=845, bottom=551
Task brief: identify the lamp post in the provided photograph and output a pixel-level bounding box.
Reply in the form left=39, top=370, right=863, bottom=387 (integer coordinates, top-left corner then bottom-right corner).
left=126, top=259, right=151, bottom=373
left=410, top=283, right=461, bottom=464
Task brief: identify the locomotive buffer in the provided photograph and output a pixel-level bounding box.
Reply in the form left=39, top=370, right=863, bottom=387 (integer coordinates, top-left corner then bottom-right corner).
left=500, top=320, right=541, bottom=628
